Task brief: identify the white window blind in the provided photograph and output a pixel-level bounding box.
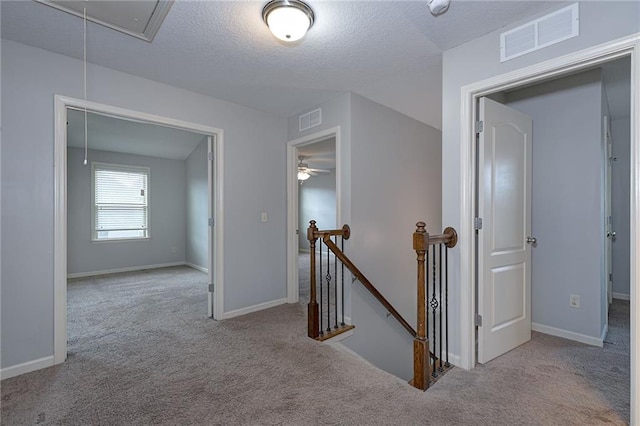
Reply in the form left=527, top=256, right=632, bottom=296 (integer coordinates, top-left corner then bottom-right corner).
left=92, top=162, right=149, bottom=241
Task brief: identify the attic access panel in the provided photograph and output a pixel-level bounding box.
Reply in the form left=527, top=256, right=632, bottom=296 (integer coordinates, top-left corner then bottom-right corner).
left=35, top=0, right=173, bottom=42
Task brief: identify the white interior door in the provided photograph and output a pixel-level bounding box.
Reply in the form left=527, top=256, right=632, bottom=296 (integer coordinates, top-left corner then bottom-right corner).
left=208, top=135, right=215, bottom=318
left=477, top=97, right=533, bottom=364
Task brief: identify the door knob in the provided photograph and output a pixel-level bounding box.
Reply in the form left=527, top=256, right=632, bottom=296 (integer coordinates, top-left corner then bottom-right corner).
left=607, top=231, right=616, bottom=238
left=526, top=236, right=537, bottom=245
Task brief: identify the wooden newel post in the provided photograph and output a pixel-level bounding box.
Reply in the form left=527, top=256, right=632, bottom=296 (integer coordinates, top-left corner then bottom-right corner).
left=307, top=220, right=320, bottom=338
left=413, top=221, right=430, bottom=390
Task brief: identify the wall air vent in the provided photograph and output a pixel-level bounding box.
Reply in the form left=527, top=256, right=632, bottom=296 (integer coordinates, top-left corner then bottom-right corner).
left=500, top=3, right=579, bottom=62
left=299, top=108, right=322, bottom=132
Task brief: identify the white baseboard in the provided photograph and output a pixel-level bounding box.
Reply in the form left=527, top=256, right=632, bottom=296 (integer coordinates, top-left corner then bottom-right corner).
left=67, top=261, right=186, bottom=279
left=532, top=322, right=603, bottom=347
left=613, top=292, right=631, bottom=301
left=1, top=356, right=54, bottom=380
left=186, top=263, right=208, bottom=274
left=222, top=298, right=288, bottom=319
left=298, top=248, right=311, bottom=253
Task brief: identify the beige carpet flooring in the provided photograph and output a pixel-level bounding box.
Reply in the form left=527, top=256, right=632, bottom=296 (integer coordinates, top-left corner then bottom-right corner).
left=0, top=266, right=630, bottom=425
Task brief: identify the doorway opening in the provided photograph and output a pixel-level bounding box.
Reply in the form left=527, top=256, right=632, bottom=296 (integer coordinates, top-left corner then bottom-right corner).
left=296, top=137, right=337, bottom=307
left=286, top=126, right=341, bottom=307
left=459, top=35, right=638, bottom=421
left=53, top=96, right=224, bottom=365
left=476, top=58, right=632, bottom=363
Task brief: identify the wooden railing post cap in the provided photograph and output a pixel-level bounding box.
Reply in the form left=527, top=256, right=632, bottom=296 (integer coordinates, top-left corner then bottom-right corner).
left=413, top=222, right=428, bottom=251
left=444, top=226, right=458, bottom=248
left=342, top=224, right=351, bottom=240
left=308, top=220, right=318, bottom=242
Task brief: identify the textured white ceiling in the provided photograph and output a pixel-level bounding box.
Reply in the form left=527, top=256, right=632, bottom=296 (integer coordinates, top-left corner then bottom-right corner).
left=67, top=109, right=207, bottom=160
left=1, top=0, right=559, bottom=126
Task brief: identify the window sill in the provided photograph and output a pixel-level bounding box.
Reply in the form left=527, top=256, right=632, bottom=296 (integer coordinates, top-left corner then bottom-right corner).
left=91, top=237, right=150, bottom=244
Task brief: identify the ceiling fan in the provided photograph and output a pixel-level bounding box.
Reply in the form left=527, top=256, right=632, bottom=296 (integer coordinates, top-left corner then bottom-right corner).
left=298, top=156, right=330, bottom=182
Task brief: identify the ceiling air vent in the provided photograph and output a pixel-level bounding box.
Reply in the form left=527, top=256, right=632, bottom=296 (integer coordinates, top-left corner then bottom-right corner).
left=299, top=108, right=322, bottom=132
left=500, top=3, right=579, bottom=62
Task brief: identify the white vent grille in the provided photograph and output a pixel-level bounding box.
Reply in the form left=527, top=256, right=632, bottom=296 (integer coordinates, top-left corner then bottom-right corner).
left=299, top=108, right=322, bottom=132
left=500, top=3, right=579, bottom=62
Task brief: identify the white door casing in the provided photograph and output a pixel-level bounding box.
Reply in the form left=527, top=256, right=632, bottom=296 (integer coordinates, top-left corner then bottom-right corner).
left=54, top=95, right=225, bottom=364
left=286, top=126, right=341, bottom=305
left=477, top=97, right=533, bottom=364
left=458, top=34, right=639, bottom=423
left=208, top=135, right=215, bottom=318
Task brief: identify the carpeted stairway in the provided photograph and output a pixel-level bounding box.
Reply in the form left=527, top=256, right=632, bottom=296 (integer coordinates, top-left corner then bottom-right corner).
left=0, top=266, right=630, bottom=425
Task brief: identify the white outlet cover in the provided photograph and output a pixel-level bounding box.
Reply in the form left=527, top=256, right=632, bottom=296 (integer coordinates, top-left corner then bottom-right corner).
left=569, top=294, right=580, bottom=308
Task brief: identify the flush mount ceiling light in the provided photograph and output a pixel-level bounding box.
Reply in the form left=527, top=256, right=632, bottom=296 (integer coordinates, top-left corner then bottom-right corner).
left=428, top=0, right=451, bottom=16
left=262, top=0, right=315, bottom=42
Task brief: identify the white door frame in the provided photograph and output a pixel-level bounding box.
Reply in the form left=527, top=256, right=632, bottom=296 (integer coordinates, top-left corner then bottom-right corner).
left=458, top=34, right=639, bottom=420
left=207, top=135, right=215, bottom=318
left=53, top=95, right=225, bottom=364
left=286, top=126, right=341, bottom=304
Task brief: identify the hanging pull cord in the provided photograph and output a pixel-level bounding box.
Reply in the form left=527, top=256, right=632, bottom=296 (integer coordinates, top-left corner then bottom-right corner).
left=83, top=6, right=88, bottom=166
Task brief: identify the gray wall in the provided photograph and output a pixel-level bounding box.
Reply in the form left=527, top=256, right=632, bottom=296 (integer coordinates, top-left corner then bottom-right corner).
left=441, top=1, right=640, bottom=358
left=185, top=139, right=209, bottom=270
left=1, top=39, right=287, bottom=369
left=288, top=93, right=352, bottom=227
left=298, top=170, right=337, bottom=251
left=289, top=93, right=442, bottom=380
left=67, top=148, right=186, bottom=275
left=345, top=94, right=442, bottom=380
left=505, top=70, right=605, bottom=339
left=612, top=118, right=631, bottom=296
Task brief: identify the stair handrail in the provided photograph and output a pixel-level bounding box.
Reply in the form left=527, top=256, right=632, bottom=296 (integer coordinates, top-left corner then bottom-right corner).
left=307, top=220, right=415, bottom=339
left=307, top=220, right=458, bottom=392
left=322, top=234, right=416, bottom=338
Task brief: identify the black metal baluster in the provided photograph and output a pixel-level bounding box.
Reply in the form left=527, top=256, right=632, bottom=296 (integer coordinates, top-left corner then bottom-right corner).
left=426, top=246, right=430, bottom=353
left=319, top=237, right=323, bottom=336
left=334, top=236, right=338, bottom=329
left=438, top=243, right=444, bottom=373
left=445, top=244, right=450, bottom=368
left=341, top=237, right=345, bottom=326
left=431, top=243, right=438, bottom=378
left=326, top=239, right=331, bottom=332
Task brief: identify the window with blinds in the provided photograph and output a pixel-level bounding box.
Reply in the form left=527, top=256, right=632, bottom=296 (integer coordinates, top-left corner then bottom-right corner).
left=92, top=162, right=149, bottom=241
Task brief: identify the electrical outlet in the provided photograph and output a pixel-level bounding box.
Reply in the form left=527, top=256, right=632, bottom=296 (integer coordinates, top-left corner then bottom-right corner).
left=170, top=246, right=177, bottom=253
left=261, top=211, right=268, bottom=223
left=569, top=294, right=580, bottom=308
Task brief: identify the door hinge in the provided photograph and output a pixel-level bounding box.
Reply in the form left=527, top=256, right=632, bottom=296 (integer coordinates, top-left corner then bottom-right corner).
left=475, top=120, right=484, bottom=134
left=208, top=217, right=214, bottom=226
left=609, top=273, right=613, bottom=282
left=208, top=152, right=214, bottom=161
left=208, top=283, right=214, bottom=292
left=474, top=217, right=483, bottom=230
left=474, top=314, right=483, bottom=327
